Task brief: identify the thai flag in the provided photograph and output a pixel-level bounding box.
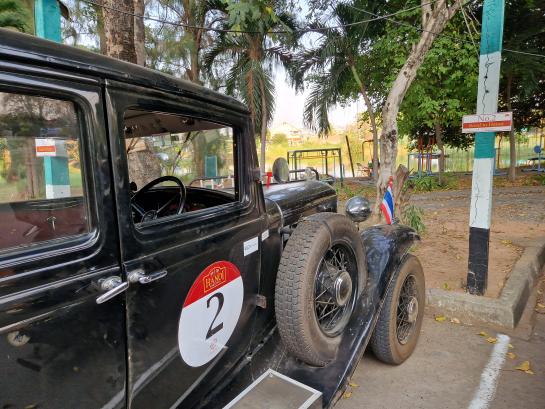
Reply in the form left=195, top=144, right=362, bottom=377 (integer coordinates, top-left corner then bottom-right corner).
left=380, top=177, right=394, bottom=225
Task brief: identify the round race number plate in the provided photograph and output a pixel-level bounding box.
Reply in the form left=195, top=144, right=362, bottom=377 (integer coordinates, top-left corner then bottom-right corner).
left=178, top=261, right=244, bottom=367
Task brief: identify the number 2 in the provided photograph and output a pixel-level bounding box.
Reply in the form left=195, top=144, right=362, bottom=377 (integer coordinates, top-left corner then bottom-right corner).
left=206, top=292, right=224, bottom=339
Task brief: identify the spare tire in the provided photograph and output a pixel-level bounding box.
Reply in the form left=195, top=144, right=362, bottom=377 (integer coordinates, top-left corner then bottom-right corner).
left=275, top=213, right=367, bottom=366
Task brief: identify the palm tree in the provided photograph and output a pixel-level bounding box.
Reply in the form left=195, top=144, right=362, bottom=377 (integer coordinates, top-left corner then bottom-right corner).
left=291, top=0, right=383, bottom=179
left=204, top=6, right=297, bottom=173
left=0, top=0, right=32, bottom=33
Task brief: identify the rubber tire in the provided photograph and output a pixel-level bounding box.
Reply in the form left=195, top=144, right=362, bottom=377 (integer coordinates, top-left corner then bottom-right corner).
left=370, top=254, right=425, bottom=365
left=275, top=213, right=367, bottom=366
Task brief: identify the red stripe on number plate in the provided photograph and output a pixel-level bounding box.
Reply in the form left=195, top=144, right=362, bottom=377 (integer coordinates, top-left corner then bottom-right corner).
left=183, top=261, right=241, bottom=307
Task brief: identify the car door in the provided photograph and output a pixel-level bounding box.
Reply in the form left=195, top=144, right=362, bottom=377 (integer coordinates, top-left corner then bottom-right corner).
left=105, top=81, right=265, bottom=409
left=0, top=69, right=126, bottom=407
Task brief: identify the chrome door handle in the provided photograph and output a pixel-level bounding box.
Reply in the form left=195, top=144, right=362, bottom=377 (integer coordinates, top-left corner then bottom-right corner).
left=128, top=269, right=168, bottom=285
left=96, top=276, right=129, bottom=304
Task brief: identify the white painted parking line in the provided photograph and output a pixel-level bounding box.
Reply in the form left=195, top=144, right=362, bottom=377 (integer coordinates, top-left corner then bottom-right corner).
left=468, top=334, right=511, bottom=409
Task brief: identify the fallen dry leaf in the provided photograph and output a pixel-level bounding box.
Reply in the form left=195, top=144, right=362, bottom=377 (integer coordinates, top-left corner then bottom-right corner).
left=442, top=282, right=450, bottom=290
left=515, top=361, right=531, bottom=373
left=537, top=303, right=545, bottom=309
left=435, top=315, right=447, bottom=322
left=348, top=382, right=359, bottom=388
left=508, top=343, right=514, bottom=349
left=486, top=337, right=498, bottom=344
left=478, top=331, right=488, bottom=337
left=343, top=391, right=353, bottom=399
left=506, top=352, right=516, bottom=360
left=500, top=239, right=512, bottom=245
left=450, top=318, right=461, bottom=324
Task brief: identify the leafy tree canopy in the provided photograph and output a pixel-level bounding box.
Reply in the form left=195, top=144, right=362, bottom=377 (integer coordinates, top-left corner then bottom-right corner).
left=0, top=0, right=32, bottom=33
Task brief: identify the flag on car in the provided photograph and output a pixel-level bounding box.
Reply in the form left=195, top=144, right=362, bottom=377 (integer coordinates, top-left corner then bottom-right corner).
left=380, top=176, right=394, bottom=224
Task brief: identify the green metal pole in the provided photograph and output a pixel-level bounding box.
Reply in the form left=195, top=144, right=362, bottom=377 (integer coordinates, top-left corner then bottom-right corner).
left=34, top=0, right=70, bottom=199
left=467, top=0, right=505, bottom=295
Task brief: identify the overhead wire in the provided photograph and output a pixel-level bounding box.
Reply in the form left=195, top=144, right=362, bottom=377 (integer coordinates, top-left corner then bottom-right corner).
left=73, top=0, right=545, bottom=59
left=77, top=0, right=442, bottom=35
left=347, top=1, right=545, bottom=59
left=350, top=0, right=545, bottom=58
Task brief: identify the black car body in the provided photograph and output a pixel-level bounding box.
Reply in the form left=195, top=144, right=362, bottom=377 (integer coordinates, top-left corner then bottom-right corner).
left=0, top=29, right=419, bottom=409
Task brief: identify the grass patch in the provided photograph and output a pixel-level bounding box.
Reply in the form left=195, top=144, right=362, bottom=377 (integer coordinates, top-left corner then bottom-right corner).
left=334, top=181, right=375, bottom=201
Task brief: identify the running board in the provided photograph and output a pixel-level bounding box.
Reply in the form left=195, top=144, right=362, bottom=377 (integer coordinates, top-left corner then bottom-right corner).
left=223, top=369, right=322, bottom=409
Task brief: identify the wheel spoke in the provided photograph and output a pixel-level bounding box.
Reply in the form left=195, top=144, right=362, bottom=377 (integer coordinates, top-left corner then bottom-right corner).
left=396, top=275, right=419, bottom=345
left=314, top=243, right=358, bottom=336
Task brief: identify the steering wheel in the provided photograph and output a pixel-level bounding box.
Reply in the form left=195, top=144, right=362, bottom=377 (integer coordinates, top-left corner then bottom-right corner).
left=131, top=176, right=186, bottom=223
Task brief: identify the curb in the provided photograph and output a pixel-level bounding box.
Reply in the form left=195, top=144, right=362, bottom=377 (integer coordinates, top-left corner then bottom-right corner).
left=426, top=238, right=545, bottom=328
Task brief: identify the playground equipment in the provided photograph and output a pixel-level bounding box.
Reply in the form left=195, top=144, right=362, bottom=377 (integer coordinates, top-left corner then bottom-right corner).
left=287, top=148, right=344, bottom=184
left=526, top=145, right=543, bottom=173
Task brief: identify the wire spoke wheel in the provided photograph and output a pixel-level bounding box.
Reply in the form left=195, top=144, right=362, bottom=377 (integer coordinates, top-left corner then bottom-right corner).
left=396, top=274, right=419, bottom=345
left=314, top=243, right=358, bottom=337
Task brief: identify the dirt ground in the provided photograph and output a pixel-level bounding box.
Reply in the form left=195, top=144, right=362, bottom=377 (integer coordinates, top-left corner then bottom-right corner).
left=341, top=181, right=545, bottom=298
left=411, top=185, right=545, bottom=298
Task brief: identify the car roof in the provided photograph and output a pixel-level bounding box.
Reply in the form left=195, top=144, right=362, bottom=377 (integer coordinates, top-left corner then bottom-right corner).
left=0, top=28, right=249, bottom=114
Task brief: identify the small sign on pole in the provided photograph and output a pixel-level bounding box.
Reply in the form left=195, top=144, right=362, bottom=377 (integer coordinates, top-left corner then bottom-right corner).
left=462, top=112, right=512, bottom=133
left=35, top=138, right=57, bottom=157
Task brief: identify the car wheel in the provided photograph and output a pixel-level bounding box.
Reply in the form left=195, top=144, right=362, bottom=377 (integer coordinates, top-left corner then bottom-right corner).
left=370, top=254, right=425, bottom=365
left=275, top=213, right=367, bottom=366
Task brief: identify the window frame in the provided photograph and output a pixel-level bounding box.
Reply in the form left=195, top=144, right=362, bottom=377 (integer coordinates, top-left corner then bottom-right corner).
left=0, top=77, right=99, bottom=263
left=123, top=108, right=240, bottom=225
left=117, top=103, right=250, bottom=235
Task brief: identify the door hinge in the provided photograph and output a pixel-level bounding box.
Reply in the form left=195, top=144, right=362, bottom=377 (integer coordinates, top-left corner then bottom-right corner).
left=255, top=294, right=267, bottom=309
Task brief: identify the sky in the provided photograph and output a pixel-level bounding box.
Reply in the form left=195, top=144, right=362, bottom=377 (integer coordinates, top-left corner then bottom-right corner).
left=270, top=1, right=362, bottom=131
left=272, top=67, right=362, bottom=130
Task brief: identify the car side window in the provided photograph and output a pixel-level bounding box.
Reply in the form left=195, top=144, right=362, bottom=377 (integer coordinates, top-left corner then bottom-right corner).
left=0, top=91, right=89, bottom=251
left=123, top=108, right=238, bottom=225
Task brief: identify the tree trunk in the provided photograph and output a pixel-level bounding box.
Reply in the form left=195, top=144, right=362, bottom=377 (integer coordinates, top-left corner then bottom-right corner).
left=375, top=0, right=462, bottom=216
left=259, top=78, right=267, bottom=174
left=92, top=1, right=107, bottom=55
left=133, top=0, right=146, bottom=66
left=103, top=0, right=137, bottom=63
left=103, top=0, right=160, bottom=186
left=506, top=73, right=516, bottom=181
left=435, top=118, right=445, bottom=184
left=349, top=65, right=378, bottom=181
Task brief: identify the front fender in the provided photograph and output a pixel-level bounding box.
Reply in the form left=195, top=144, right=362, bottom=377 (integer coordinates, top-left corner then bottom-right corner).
left=362, top=224, right=420, bottom=296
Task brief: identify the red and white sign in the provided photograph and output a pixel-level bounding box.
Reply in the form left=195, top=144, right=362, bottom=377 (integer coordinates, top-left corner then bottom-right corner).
left=35, top=138, right=57, bottom=157
left=178, top=261, right=244, bottom=367
left=462, top=112, right=513, bottom=133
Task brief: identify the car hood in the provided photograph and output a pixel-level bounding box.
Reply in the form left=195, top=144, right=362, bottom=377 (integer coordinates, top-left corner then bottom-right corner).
left=263, top=180, right=337, bottom=226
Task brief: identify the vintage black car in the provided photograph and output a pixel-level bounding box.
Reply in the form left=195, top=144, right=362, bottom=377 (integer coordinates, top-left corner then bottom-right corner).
left=0, top=29, right=424, bottom=409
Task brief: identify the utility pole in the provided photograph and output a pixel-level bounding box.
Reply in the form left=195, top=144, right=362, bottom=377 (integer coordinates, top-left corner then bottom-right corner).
left=34, top=0, right=71, bottom=199
left=467, top=0, right=505, bottom=295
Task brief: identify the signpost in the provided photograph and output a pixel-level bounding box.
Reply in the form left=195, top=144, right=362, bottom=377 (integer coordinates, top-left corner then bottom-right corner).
left=467, top=0, right=505, bottom=295
left=462, top=112, right=513, bottom=134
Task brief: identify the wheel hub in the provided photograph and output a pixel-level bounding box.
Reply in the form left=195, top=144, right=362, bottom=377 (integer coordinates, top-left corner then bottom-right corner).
left=333, top=271, right=352, bottom=307
left=314, top=244, right=358, bottom=337
left=406, top=296, right=418, bottom=323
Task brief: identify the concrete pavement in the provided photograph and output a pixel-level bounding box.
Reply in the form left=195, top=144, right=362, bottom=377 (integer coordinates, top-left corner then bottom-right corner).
left=336, top=313, right=545, bottom=409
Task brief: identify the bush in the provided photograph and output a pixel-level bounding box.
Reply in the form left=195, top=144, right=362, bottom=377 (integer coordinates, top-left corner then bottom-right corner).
left=401, top=204, right=426, bottom=234
left=271, top=133, right=287, bottom=145
left=405, top=174, right=458, bottom=192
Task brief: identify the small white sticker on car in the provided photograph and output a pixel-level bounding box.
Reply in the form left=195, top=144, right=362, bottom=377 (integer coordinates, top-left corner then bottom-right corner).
left=243, top=236, right=259, bottom=256
left=261, top=230, right=269, bottom=241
